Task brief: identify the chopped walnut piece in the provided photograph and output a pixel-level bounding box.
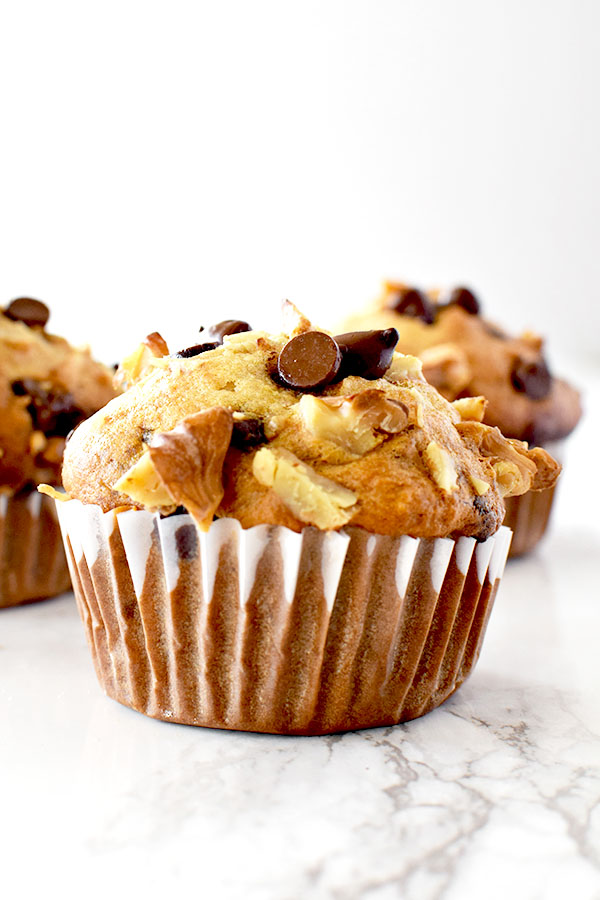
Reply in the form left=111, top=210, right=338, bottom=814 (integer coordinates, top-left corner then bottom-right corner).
left=252, top=446, right=357, bottom=529
left=113, top=450, right=174, bottom=509
left=455, top=421, right=561, bottom=496
left=37, top=484, right=70, bottom=502
left=468, top=474, right=490, bottom=495
left=419, top=343, right=471, bottom=397
left=114, top=333, right=170, bottom=391
left=149, top=407, right=234, bottom=530
left=281, top=299, right=313, bottom=336
left=144, top=331, right=169, bottom=357
left=385, top=352, right=424, bottom=383
left=299, top=390, right=409, bottom=455
left=452, top=395, right=487, bottom=423
left=423, top=442, right=458, bottom=493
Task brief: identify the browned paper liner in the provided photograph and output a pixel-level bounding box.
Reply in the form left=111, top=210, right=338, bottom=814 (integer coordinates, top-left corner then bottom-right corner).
left=56, top=499, right=512, bottom=735
left=504, top=438, right=564, bottom=558
left=0, top=489, right=71, bottom=608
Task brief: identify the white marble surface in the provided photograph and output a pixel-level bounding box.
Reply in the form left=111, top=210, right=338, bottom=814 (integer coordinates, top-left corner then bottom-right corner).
left=1, top=381, right=599, bottom=900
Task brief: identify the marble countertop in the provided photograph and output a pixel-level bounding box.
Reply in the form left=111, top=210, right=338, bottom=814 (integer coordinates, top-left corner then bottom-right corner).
left=2, top=380, right=599, bottom=900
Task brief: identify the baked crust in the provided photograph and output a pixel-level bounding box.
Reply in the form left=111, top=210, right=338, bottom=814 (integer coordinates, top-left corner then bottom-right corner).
left=62, top=314, right=561, bottom=541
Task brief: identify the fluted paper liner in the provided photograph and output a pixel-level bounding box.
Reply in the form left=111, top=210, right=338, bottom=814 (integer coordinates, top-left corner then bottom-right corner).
left=56, top=499, right=511, bottom=734
left=0, top=489, right=71, bottom=608
left=504, top=438, right=565, bottom=558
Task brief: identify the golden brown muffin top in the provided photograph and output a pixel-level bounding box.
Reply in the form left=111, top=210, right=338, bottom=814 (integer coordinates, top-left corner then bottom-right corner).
left=0, top=298, right=117, bottom=492
left=59, top=304, right=560, bottom=541
left=342, top=283, right=582, bottom=444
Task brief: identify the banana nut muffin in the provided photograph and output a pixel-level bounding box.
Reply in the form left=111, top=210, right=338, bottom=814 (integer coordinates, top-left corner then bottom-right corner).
left=342, top=283, right=582, bottom=556
left=0, top=297, right=116, bottom=606
left=48, top=305, right=561, bottom=733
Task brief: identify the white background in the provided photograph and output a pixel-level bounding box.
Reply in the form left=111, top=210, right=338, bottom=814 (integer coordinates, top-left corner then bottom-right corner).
left=0, top=0, right=598, bottom=368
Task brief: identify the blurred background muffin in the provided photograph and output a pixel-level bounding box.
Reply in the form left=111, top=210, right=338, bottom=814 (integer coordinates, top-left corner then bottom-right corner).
left=0, top=297, right=116, bottom=607
left=342, top=282, right=583, bottom=556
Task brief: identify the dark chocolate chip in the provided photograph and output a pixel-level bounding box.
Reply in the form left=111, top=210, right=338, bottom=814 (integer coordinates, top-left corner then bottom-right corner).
left=386, top=287, right=435, bottom=324
left=201, top=320, right=252, bottom=342
left=510, top=357, right=552, bottom=401
left=277, top=332, right=342, bottom=390
left=447, top=286, right=480, bottom=315
left=335, top=328, right=399, bottom=380
left=11, top=378, right=86, bottom=436
left=174, top=341, right=220, bottom=359
left=175, top=523, right=198, bottom=559
left=231, top=417, right=267, bottom=449
left=4, top=297, right=50, bottom=328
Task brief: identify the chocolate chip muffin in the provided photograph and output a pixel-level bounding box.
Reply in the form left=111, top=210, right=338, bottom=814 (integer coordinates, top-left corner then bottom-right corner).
left=50, top=304, right=559, bottom=733
left=343, top=283, right=582, bottom=556
left=0, top=297, right=117, bottom=607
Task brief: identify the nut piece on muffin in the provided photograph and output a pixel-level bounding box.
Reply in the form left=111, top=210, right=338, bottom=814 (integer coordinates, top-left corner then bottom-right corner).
left=60, top=303, right=560, bottom=543
left=0, top=297, right=117, bottom=607
left=342, top=283, right=582, bottom=555
left=49, top=303, right=561, bottom=733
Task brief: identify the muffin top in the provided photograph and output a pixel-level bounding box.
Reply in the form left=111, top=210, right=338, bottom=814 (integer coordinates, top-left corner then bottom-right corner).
left=59, top=303, right=560, bottom=542
left=0, top=298, right=117, bottom=492
left=342, top=282, right=582, bottom=444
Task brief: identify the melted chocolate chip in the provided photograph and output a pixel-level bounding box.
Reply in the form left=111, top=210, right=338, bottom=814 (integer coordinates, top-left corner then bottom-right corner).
left=277, top=332, right=342, bottom=390
left=336, top=329, right=399, bottom=380
left=510, top=358, right=552, bottom=401
left=4, top=297, right=50, bottom=328
left=231, top=417, right=267, bottom=449
left=174, top=341, right=220, bottom=358
left=202, top=320, right=252, bottom=342
left=447, top=286, right=480, bottom=315
left=175, top=523, right=198, bottom=559
left=472, top=495, right=497, bottom=542
left=386, top=287, right=435, bottom=324
left=11, top=378, right=86, bottom=436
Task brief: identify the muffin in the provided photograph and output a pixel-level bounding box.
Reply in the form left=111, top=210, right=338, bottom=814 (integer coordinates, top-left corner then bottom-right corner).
left=343, top=283, right=582, bottom=556
left=46, top=305, right=560, bottom=734
left=0, top=297, right=117, bottom=607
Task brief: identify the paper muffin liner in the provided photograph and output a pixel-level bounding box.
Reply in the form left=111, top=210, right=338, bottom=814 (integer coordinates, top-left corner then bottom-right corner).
left=0, top=489, right=71, bottom=608
left=504, top=438, right=566, bottom=558
left=56, top=499, right=511, bottom=735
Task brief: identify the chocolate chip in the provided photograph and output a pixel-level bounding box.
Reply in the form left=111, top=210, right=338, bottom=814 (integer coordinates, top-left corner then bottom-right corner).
left=175, top=523, right=198, bottom=559
left=277, top=332, right=342, bottom=390
left=11, top=378, right=86, bottom=436
left=4, top=297, right=50, bottom=328
left=174, top=342, right=220, bottom=359
left=201, top=320, right=252, bottom=342
left=386, top=287, right=435, bottom=324
left=335, top=329, right=399, bottom=380
left=473, top=495, right=497, bottom=542
left=231, top=417, right=266, bottom=449
left=447, top=286, right=480, bottom=315
left=511, top=358, right=552, bottom=401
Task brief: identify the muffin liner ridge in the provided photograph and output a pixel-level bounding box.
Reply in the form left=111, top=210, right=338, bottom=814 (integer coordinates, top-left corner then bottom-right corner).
left=56, top=499, right=511, bottom=735
left=0, top=489, right=71, bottom=608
